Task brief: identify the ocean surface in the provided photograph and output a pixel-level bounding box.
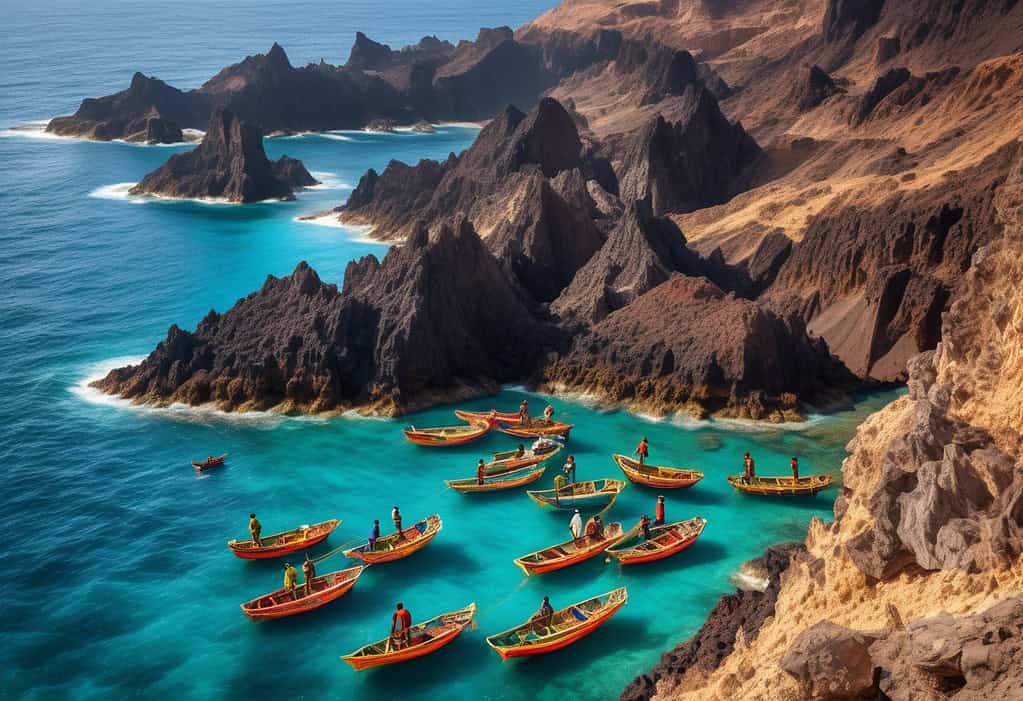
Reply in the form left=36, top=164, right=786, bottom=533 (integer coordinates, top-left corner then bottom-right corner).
left=0, top=2, right=903, bottom=699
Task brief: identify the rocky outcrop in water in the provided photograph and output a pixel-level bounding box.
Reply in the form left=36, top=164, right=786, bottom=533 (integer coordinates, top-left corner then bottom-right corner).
left=129, top=108, right=317, bottom=203
left=91, top=216, right=544, bottom=414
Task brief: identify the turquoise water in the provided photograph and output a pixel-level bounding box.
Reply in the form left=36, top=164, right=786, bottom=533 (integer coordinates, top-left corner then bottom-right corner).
left=0, top=2, right=902, bottom=699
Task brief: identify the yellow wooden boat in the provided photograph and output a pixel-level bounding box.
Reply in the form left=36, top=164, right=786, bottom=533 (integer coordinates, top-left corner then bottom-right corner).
left=344, top=515, right=442, bottom=563
left=526, top=478, right=626, bottom=511
left=612, top=454, right=703, bottom=489
left=726, top=473, right=833, bottom=496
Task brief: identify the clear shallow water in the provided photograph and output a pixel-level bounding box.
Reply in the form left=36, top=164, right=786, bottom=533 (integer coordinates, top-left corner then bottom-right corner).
left=0, top=2, right=902, bottom=700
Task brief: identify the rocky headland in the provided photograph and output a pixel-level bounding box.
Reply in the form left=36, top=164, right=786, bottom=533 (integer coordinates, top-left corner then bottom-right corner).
left=129, top=108, right=317, bottom=203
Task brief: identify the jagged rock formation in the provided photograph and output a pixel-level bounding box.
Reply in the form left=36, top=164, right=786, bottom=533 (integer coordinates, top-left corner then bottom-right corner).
left=129, top=109, right=317, bottom=203
left=543, top=274, right=850, bottom=421
left=792, top=65, right=843, bottom=112
left=91, top=217, right=544, bottom=414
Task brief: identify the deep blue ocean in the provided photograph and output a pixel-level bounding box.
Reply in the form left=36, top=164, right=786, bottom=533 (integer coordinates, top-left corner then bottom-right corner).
left=0, top=2, right=902, bottom=699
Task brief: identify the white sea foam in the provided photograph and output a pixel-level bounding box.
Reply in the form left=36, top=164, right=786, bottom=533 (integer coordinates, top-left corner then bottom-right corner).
left=87, top=183, right=303, bottom=206
left=434, top=121, right=483, bottom=129
left=1, top=120, right=198, bottom=147
left=321, top=132, right=355, bottom=141
left=70, top=357, right=329, bottom=428
left=87, top=182, right=146, bottom=203
left=293, top=213, right=390, bottom=246
left=730, top=563, right=770, bottom=592
left=307, top=171, right=352, bottom=190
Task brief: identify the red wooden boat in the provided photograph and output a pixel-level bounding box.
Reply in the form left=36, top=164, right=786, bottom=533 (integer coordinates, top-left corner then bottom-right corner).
left=485, top=440, right=563, bottom=474
left=403, top=421, right=491, bottom=447
left=605, top=517, right=706, bottom=565
left=454, top=409, right=521, bottom=424
left=498, top=419, right=573, bottom=439
left=513, top=521, right=637, bottom=575
left=192, top=453, right=227, bottom=471
left=228, top=519, right=340, bottom=560
left=240, top=565, right=365, bottom=621
left=344, top=515, right=442, bottom=563
left=342, top=603, right=477, bottom=670
left=486, top=588, right=627, bottom=659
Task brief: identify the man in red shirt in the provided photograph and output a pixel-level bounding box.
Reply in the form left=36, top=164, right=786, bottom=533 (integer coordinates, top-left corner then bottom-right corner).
left=391, top=602, right=412, bottom=649
left=654, top=495, right=665, bottom=526
left=635, top=437, right=649, bottom=465
left=477, top=459, right=486, bottom=485
left=791, top=456, right=800, bottom=479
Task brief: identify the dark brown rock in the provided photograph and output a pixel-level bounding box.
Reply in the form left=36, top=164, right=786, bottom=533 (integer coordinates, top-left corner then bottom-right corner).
left=792, top=65, right=844, bottom=112
left=129, top=108, right=317, bottom=203
left=781, top=622, right=880, bottom=700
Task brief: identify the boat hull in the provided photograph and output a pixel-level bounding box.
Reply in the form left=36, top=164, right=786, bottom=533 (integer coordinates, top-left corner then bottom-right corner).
left=241, top=567, right=364, bottom=621
left=345, top=515, right=442, bottom=563
left=228, top=519, right=340, bottom=560
left=526, top=480, right=626, bottom=512
left=606, top=518, right=707, bottom=565
left=514, top=523, right=633, bottom=575
left=342, top=604, right=476, bottom=671
left=612, top=454, right=702, bottom=489
left=498, top=422, right=572, bottom=439
left=192, top=453, right=227, bottom=471
left=447, top=466, right=546, bottom=493
left=726, top=474, right=833, bottom=496
left=403, top=423, right=490, bottom=447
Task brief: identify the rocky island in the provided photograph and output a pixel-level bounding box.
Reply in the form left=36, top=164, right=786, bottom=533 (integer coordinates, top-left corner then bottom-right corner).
left=129, top=108, right=317, bottom=203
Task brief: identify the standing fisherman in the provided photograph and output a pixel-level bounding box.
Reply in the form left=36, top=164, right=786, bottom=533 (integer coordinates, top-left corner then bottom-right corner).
left=518, top=399, right=530, bottom=426
left=477, top=458, right=486, bottom=486
left=283, top=562, right=299, bottom=599
left=249, top=513, right=262, bottom=546
left=563, top=455, right=577, bottom=484
left=391, top=602, right=412, bottom=649
left=369, top=519, right=380, bottom=551
left=569, top=509, right=583, bottom=541
left=543, top=404, right=554, bottom=424
left=392, top=505, right=403, bottom=537
left=635, top=437, right=649, bottom=465
left=791, top=456, right=800, bottom=480
left=743, top=452, right=753, bottom=483
left=302, top=554, right=316, bottom=596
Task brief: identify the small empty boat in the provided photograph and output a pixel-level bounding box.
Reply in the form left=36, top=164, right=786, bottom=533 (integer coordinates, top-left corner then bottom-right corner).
left=514, top=521, right=636, bottom=575
left=498, top=419, right=573, bottom=440
left=485, top=588, right=627, bottom=659
left=344, top=514, right=442, bottom=563
left=192, top=454, right=227, bottom=471
left=403, top=422, right=491, bottom=447
left=612, top=454, right=702, bottom=489
left=727, top=473, right=833, bottom=496
left=341, top=603, right=477, bottom=671
left=228, top=519, right=340, bottom=560
left=446, top=465, right=547, bottom=493
left=606, top=517, right=707, bottom=565
left=526, top=479, right=626, bottom=511
left=240, top=565, right=365, bottom=621
left=454, top=409, right=521, bottom=424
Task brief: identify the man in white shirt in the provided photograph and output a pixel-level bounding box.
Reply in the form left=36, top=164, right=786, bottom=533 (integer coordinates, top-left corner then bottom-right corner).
left=569, top=509, right=583, bottom=540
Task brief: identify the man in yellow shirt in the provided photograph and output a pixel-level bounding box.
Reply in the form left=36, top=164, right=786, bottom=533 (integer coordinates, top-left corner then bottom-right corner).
left=283, top=562, right=299, bottom=599
left=249, top=513, right=262, bottom=546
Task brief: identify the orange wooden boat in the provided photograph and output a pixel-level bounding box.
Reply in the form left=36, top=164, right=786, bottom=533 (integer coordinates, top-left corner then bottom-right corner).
left=484, top=440, right=563, bottom=474
left=513, top=521, right=637, bottom=575
left=228, top=519, right=340, bottom=560
left=240, top=565, right=365, bottom=621
left=344, top=514, right=441, bottom=563
left=454, top=409, right=521, bottom=424
left=341, top=603, right=477, bottom=671
left=727, top=473, right=833, bottom=496
left=486, top=588, right=627, bottom=659
left=612, top=454, right=703, bottom=489
left=606, top=517, right=707, bottom=565
left=403, top=421, right=491, bottom=447
left=192, top=453, right=227, bottom=471
left=498, top=419, right=573, bottom=439
left=446, top=465, right=546, bottom=493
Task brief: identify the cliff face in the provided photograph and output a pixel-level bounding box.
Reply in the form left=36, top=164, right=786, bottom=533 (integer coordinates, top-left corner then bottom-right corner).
left=91, top=217, right=544, bottom=414
left=129, top=109, right=317, bottom=203
left=623, top=141, right=1023, bottom=701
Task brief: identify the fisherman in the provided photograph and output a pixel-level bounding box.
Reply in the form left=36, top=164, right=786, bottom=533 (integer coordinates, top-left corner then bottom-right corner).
left=553, top=472, right=567, bottom=506
left=749, top=453, right=756, bottom=480
left=569, top=508, right=583, bottom=541
left=283, top=562, right=299, bottom=599
left=654, top=495, right=666, bottom=526
left=302, top=554, right=316, bottom=596
left=640, top=514, right=652, bottom=541
left=477, top=458, right=486, bottom=486
left=369, top=519, right=380, bottom=551
left=515, top=444, right=526, bottom=459
left=391, top=602, right=412, bottom=649
left=743, top=452, right=753, bottom=483
left=248, top=513, right=262, bottom=546
left=635, top=437, right=649, bottom=465
left=518, top=399, right=530, bottom=426
left=791, top=456, right=800, bottom=480
left=543, top=404, right=554, bottom=423
left=563, top=455, right=577, bottom=484
left=392, top=505, right=403, bottom=537
left=585, top=514, right=605, bottom=540
left=531, top=596, right=554, bottom=628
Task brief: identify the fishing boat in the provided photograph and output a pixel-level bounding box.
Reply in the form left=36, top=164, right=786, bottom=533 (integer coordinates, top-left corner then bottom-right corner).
left=726, top=473, right=833, bottom=496
left=606, top=517, right=707, bottom=565
left=485, top=588, right=627, bottom=659
left=341, top=603, right=477, bottom=671
left=446, top=465, right=547, bottom=493
left=498, top=419, right=573, bottom=440
left=192, top=453, right=227, bottom=471
left=228, top=519, right=340, bottom=560
left=344, top=514, right=442, bottom=563
left=403, top=421, right=491, bottom=447
left=526, top=479, right=626, bottom=511
left=485, top=439, right=563, bottom=474
left=240, top=565, right=365, bottom=621
left=513, top=521, right=638, bottom=575
left=612, top=454, right=703, bottom=489
left=454, top=409, right=521, bottom=424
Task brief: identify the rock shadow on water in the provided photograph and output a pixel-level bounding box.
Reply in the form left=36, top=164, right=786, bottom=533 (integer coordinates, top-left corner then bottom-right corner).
left=614, top=538, right=729, bottom=580
left=502, top=616, right=651, bottom=677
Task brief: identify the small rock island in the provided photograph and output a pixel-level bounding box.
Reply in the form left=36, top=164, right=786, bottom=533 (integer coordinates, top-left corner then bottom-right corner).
left=129, top=108, right=318, bottom=203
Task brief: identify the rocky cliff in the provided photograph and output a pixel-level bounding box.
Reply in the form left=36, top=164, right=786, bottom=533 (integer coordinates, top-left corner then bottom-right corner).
left=91, top=216, right=545, bottom=414
left=129, top=108, right=317, bottom=203
left=620, top=140, right=1023, bottom=701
